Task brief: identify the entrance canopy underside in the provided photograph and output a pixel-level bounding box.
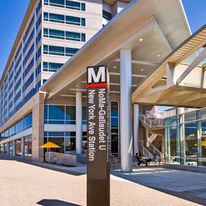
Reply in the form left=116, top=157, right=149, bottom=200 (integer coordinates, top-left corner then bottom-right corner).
left=132, top=25, right=206, bottom=108
left=40, top=0, right=190, bottom=101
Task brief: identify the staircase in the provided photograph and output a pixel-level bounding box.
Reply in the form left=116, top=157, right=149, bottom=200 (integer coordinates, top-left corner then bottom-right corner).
left=140, top=113, right=164, bottom=129
left=148, top=143, right=164, bottom=160
left=146, top=133, right=158, bottom=147
left=140, top=142, right=152, bottom=158
left=139, top=111, right=164, bottom=161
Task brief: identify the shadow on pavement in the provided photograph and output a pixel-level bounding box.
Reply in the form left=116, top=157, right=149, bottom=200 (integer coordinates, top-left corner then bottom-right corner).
left=113, top=168, right=206, bottom=206
left=37, top=199, right=82, bottom=206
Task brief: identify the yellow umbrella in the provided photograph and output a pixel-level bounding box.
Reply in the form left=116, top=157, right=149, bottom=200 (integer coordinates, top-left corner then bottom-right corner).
left=194, top=140, right=206, bottom=147
left=40, top=142, right=60, bottom=163
left=40, top=141, right=60, bottom=149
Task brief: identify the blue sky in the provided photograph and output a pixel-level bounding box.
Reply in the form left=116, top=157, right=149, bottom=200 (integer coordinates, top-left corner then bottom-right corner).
left=0, top=0, right=206, bottom=78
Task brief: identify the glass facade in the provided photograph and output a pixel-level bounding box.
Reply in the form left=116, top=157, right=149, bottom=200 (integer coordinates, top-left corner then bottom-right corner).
left=43, top=103, right=119, bottom=155
left=165, top=109, right=206, bottom=167
left=44, top=104, right=87, bottom=124
left=1, top=113, right=32, bottom=139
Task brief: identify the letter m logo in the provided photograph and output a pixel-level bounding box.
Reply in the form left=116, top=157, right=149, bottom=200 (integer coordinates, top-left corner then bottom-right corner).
left=86, top=66, right=108, bottom=89
left=88, top=66, right=106, bottom=83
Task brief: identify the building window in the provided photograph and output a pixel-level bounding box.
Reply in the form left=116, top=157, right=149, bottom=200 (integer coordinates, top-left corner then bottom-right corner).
left=43, top=79, right=47, bottom=84
left=43, top=28, right=86, bottom=42
left=66, top=47, right=79, bottom=56
left=36, top=47, right=41, bottom=61
left=44, top=105, right=76, bottom=124
left=36, top=30, right=42, bottom=46
left=23, top=44, right=34, bottom=66
left=24, top=135, right=32, bottom=157
left=23, top=88, right=36, bottom=103
left=44, top=0, right=86, bottom=11
left=35, top=63, right=41, bottom=77
left=14, top=79, right=21, bottom=91
left=15, top=43, right=22, bottom=61
left=66, top=0, right=85, bottom=11
left=36, top=81, right=41, bottom=91
left=44, top=12, right=64, bottom=23
left=43, top=45, right=64, bottom=56
left=43, top=62, right=63, bottom=72
left=43, top=12, right=49, bottom=21
left=14, top=90, right=21, bottom=102
left=23, top=29, right=35, bottom=54
left=111, top=102, right=119, bottom=155
left=44, top=131, right=77, bottom=153
left=36, top=0, right=42, bottom=15
left=43, top=45, right=78, bottom=57
left=43, top=12, right=86, bottom=26
left=23, top=73, right=34, bottom=92
left=43, top=28, right=64, bottom=39
left=23, top=16, right=34, bottom=42
left=15, top=66, right=22, bottom=80
left=23, top=58, right=34, bottom=78
left=66, top=31, right=85, bottom=42
left=66, top=16, right=85, bottom=26
left=15, top=54, right=22, bottom=70
left=103, top=10, right=112, bottom=21
left=46, top=0, right=64, bottom=7
left=36, top=14, right=42, bottom=30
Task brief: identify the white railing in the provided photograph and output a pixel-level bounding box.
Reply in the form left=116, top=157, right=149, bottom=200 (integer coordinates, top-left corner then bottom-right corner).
left=149, top=143, right=164, bottom=158
left=146, top=133, right=158, bottom=147
left=140, top=142, right=152, bottom=158
left=140, top=113, right=164, bottom=128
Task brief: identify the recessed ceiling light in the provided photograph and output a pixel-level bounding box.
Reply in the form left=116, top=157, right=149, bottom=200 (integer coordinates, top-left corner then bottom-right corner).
left=156, top=54, right=161, bottom=57
left=113, top=66, right=117, bottom=69
left=139, top=38, right=143, bottom=42
left=140, top=68, right=144, bottom=72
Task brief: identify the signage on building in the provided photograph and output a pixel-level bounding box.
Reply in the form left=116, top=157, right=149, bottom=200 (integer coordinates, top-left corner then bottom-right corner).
left=86, top=65, right=110, bottom=206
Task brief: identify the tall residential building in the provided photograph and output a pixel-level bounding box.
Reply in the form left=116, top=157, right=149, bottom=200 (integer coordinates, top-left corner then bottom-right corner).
left=0, top=0, right=192, bottom=172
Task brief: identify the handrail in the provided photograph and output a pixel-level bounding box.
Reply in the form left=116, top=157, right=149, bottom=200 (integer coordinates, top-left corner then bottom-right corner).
left=140, top=114, right=164, bottom=128
left=140, top=142, right=152, bottom=158
left=146, top=133, right=158, bottom=147
left=149, top=144, right=163, bottom=158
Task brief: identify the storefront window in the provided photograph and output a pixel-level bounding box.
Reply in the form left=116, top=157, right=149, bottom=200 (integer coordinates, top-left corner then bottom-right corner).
left=170, top=125, right=178, bottom=162
left=44, top=131, right=77, bottom=153
left=9, top=143, right=13, bottom=156
left=16, top=139, right=21, bottom=156
left=25, top=135, right=32, bottom=157
left=200, top=120, right=206, bottom=166
left=111, top=102, right=119, bottom=155
left=185, top=122, right=198, bottom=166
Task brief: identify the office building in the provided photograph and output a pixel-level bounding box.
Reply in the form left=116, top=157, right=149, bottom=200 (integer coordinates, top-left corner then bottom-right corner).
left=0, top=0, right=194, bottom=172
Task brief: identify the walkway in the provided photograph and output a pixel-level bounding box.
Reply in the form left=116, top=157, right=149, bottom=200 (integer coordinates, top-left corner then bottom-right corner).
left=0, top=159, right=204, bottom=206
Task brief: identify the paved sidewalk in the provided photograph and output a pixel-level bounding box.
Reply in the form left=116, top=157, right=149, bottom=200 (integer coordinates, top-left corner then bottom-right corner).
left=113, top=167, right=206, bottom=205
left=0, top=159, right=204, bottom=206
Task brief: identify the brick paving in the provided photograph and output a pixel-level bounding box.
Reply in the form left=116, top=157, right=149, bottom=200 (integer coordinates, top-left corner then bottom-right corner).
left=0, top=159, right=203, bottom=206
